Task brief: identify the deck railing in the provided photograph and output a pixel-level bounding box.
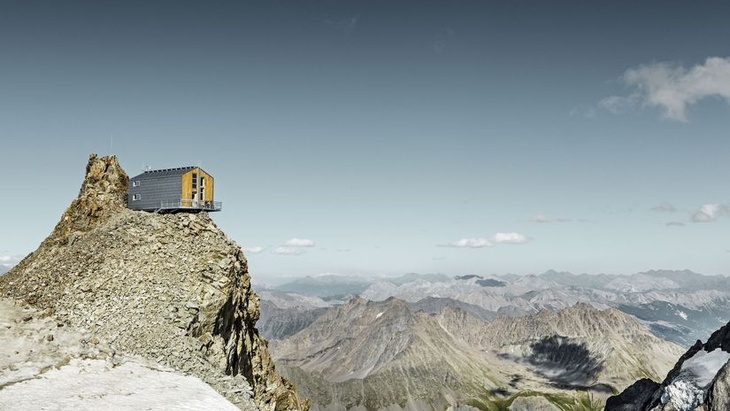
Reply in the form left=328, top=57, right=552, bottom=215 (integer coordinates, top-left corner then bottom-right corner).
left=155, top=199, right=222, bottom=212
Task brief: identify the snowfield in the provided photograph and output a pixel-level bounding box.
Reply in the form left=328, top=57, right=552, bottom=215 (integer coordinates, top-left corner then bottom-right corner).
left=0, top=299, right=240, bottom=411
left=0, top=359, right=240, bottom=411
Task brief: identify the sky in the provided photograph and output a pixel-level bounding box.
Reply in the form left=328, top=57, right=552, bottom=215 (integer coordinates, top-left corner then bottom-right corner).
left=1, top=1, right=729, bottom=282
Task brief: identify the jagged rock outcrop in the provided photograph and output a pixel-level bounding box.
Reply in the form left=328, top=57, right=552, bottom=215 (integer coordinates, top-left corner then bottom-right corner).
left=603, top=379, right=660, bottom=411
left=707, top=360, right=730, bottom=410
left=0, top=154, right=307, bottom=411
left=606, top=320, right=730, bottom=411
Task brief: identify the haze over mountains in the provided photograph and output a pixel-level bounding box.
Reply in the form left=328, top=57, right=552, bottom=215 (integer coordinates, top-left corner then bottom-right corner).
left=263, top=269, right=730, bottom=347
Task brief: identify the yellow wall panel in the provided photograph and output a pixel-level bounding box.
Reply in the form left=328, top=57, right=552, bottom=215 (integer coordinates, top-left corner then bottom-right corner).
left=181, top=168, right=215, bottom=203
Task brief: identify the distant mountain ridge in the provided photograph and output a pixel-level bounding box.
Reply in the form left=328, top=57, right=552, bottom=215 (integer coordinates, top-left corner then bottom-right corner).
left=275, top=270, right=728, bottom=347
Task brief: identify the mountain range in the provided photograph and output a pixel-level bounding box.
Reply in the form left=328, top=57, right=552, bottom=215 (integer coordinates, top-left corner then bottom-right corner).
left=267, top=269, right=730, bottom=347
left=258, top=269, right=730, bottom=410
left=263, top=295, right=682, bottom=410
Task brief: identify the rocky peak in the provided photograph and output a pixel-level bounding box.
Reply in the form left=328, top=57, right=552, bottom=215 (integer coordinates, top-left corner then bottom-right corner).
left=0, top=154, right=307, bottom=411
left=52, top=154, right=129, bottom=244
left=606, top=320, right=730, bottom=411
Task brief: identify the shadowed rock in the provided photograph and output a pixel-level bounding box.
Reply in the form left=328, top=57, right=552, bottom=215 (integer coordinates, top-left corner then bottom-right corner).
left=528, top=335, right=603, bottom=386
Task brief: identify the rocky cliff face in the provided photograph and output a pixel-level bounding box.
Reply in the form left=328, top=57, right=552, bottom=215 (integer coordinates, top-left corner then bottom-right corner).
left=606, top=320, right=730, bottom=411
left=0, top=154, right=307, bottom=411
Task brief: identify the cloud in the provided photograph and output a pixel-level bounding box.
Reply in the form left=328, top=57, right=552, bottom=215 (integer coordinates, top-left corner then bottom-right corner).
left=0, top=254, right=23, bottom=268
left=440, top=232, right=531, bottom=248
left=273, top=247, right=302, bottom=256
left=651, top=202, right=677, bottom=213
left=491, top=232, right=530, bottom=244
left=532, top=214, right=572, bottom=223
left=600, top=57, right=730, bottom=121
left=598, top=94, right=641, bottom=114
left=666, top=221, right=685, bottom=227
left=242, top=246, right=263, bottom=254
left=283, top=238, right=316, bottom=247
left=441, top=238, right=494, bottom=248
left=691, top=203, right=727, bottom=223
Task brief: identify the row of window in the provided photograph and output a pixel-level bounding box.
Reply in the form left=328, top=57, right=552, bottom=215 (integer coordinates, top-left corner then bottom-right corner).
left=130, top=174, right=206, bottom=202
left=132, top=175, right=206, bottom=190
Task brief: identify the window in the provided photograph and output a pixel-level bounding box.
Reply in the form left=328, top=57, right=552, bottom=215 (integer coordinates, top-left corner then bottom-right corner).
left=132, top=194, right=141, bottom=201
left=192, top=173, right=198, bottom=189
left=200, top=177, right=205, bottom=187
left=132, top=180, right=140, bottom=187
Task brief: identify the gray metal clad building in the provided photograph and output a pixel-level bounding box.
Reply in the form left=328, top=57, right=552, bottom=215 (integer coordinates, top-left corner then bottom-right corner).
left=127, top=166, right=222, bottom=213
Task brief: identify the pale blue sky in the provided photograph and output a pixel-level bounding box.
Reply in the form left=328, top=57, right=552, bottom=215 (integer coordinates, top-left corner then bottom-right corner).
left=2, top=1, right=729, bottom=281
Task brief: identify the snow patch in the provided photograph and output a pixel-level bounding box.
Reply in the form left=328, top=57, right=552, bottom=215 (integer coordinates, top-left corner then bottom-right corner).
left=375, top=312, right=384, bottom=319
left=661, top=348, right=730, bottom=410
left=676, top=310, right=688, bottom=321
left=0, top=359, right=240, bottom=411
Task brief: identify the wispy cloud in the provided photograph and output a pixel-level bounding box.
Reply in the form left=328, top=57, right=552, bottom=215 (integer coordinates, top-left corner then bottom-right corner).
left=598, top=94, right=641, bottom=115
left=0, top=254, right=21, bottom=265
left=440, top=232, right=531, bottom=248
left=532, top=214, right=572, bottom=223
left=273, top=246, right=302, bottom=256
left=0, top=253, right=23, bottom=269
left=651, top=202, right=677, bottom=213
left=666, top=221, right=685, bottom=227
left=491, top=232, right=530, bottom=244
left=691, top=203, right=727, bottom=223
left=242, top=246, right=263, bottom=254
left=441, top=238, right=494, bottom=248
left=283, top=238, right=316, bottom=247
left=599, top=57, right=730, bottom=121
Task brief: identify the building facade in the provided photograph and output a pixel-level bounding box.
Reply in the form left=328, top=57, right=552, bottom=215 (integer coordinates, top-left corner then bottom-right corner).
left=127, top=166, right=222, bottom=212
